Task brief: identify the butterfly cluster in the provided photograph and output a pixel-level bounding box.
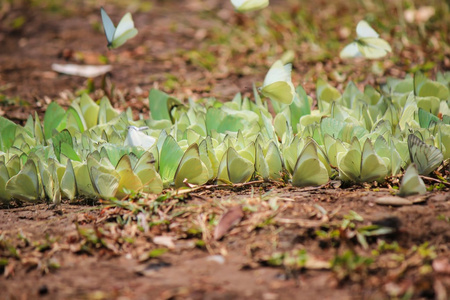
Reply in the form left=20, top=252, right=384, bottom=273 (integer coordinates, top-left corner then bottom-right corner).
left=0, top=71, right=449, bottom=203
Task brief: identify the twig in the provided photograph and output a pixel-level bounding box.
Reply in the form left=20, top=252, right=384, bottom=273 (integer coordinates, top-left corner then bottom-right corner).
left=275, top=218, right=326, bottom=228
left=419, top=175, right=450, bottom=187
left=172, top=180, right=266, bottom=195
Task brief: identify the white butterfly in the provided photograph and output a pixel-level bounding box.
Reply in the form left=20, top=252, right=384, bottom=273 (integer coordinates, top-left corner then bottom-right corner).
left=260, top=60, right=295, bottom=104
left=231, top=0, right=269, bottom=12
left=340, top=20, right=392, bottom=59
left=124, top=126, right=156, bottom=150
left=100, top=7, right=138, bottom=49
left=407, top=134, right=443, bottom=175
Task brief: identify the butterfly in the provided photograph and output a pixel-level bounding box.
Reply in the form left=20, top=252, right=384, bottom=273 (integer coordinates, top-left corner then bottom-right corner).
left=338, top=138, right=388, bottom=183
left=100, top=7, right=138, bottom=49
left=231, top=0, right=269, bottom=12
left=407, top=134, right=443, bottom=175
left=292, top=141, right=329, bottom=187
left=6, top=159, right=40, bottom=202
left=340, top=20, right=392, bottom=59
left=124, top=126, right=156, bottom=150
left=398, top=163, right=426, bottom=197
left=260, top=60, right=295, bottom=104
left=173, top=143, right=209, bottom=188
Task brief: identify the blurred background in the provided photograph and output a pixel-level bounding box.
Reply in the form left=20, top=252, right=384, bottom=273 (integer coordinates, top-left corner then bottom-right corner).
left=0, top=0, right=448, bottom=122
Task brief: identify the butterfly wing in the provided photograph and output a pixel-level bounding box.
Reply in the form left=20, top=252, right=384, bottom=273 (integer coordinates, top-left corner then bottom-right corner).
left=0, top=161, right=11, bottom=202
left=90, top=165, right=120, bottom=199
left=61, top=159, right=77, bottom=200
left=231, top=0, right=269, bottom=12
left=358, top=38, right=391, bottom=59
left=263, top=60, right=289, bottom=86
left=227, top=147, right=254, bottom=183
left=408, top=134, right=443, bottom=175
left=5, top=159, right=40, bottom=202
left=100, top=7, right=116, bottom=46
left=125, top=126, right=156, bottom=149
left=340, top=42, right=362, bottom=58
left=292, top=142, right=329, bottom=187
left=398, top=163, right=426, bottom=197
left=261, top=60, right=295, bottom=104
left=360, top=139, right=388, bottom=182
left=261, top=81, right=295, bottom=104
left=356, top=20, right=379, bottom=38
left=111, top=12, right=138, bottom=49
left=174, top=144, right=209, bottom=188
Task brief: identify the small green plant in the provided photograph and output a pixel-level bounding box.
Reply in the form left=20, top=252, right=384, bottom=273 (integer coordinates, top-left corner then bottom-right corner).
left=331, top=250, right=373, bottom=282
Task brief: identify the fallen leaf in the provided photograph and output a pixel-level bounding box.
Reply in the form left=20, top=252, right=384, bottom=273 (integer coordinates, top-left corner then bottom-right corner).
left=214, top=205, right=244, bottom=240
left=404, top=6, right=435, bottom=23
left=304, top=256, right=331, bottom=270
left=153, top=236, right=175, bottom=249
left=206, top=254, right=225, bottom=264
left=432, top=258, right=450, bottom=274
left=375, top=196, right=412, bottom=206
left=52, top=63, right=112, bottom=78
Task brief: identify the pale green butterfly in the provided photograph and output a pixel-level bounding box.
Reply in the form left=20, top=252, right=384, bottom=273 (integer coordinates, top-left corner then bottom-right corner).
left=397, top=163, right=426, bottom=197
left=101, top=7, right=138, bottom=49
left=0, top=161, right=11, bottom=202
left=292, top=141, right=329, bottom=187
left=115, top=154, right=143, bottom=198
left=227, top=147, right=254, bottom=184
left=158, top=135, right=184, bottom=186
left=260, top=60, right=295, bottom=105
left=337, top=138, right=388, bottom=183
left=61, top=159, right=77, bottom=201
left=87, top=155, right=120, bottom=199
left=407, top=134, right=443, bottom=175
left=231, top=0, right=269, bottom=12
left=265, top=141, right=284, bottom=180
left=217, top=147, right=254, bottom=184
left=255, top=143, right=270, bottom=180
left=5, top=159, right=40, bottom=202
left=89, top=166, right=119, bottom=199
left=340, top=20, right=392, bottom=59
left=73, top=161, right=96, bottom=196
left=98, top=96, right=119, bottom=125
left=38, top=159, right=61, bottom=204
left=79, top=93, right=99, bottom=129
left=199, top=137, right=220, bottom=180
left=173, top=143, right=209, bottom=188
left=133, top=151, right=163, bottom=194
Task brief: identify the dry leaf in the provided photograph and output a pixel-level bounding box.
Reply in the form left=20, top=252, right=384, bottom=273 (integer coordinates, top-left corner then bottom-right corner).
left=404, top=6, right=435, bottom=23
left=206, top=255, right=225, bottom=264
left=375, top=196, right=413, bottom=206
left=433, top=258, right=450, bottom=274
left=214, top=206, right=244, bottom=240
left=153, top=236, right=175, bottom=249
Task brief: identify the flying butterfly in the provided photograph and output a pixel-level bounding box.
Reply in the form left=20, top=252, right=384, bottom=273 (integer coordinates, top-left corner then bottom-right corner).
left=231, top=0, right=269, bottom=12
left=260, top=60, right=295, bottom=105
left=100, top=7, right=138, bottom=49
left=340, top=20, right=392, bottom=59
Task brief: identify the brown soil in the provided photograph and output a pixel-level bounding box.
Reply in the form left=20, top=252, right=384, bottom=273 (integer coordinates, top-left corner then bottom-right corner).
left=1, top=187, right=449, bottom=299
left=0, top=1, right=449, bottom=299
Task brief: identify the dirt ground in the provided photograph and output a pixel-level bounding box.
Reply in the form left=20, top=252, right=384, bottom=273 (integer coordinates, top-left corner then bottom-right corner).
left=1, top=187, right=449, bottom=299
left=1, top=1, right=450, bottom=299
